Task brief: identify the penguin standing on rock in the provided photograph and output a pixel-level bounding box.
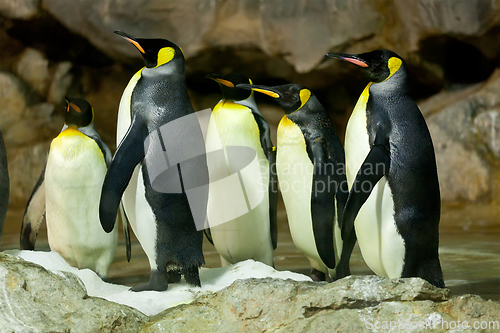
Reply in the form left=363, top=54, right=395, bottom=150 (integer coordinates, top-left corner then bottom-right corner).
left=0, top=129, right=8, bottom=244
left=21, top=98, right=118, bottom=278
left=237, top=83, right=351, bottom=281
left=326, top=50, right=444, bottom=288
left=205, top=73, right=277, bottom=267
left=99, top=31, right=208, bottom=291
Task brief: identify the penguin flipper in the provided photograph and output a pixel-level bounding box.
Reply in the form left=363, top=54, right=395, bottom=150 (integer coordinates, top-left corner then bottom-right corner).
left=204, top=228, right=214, bottom=246
left=309, top=138, right=337, bottom=269
left=0, top=131, right=9, bottom=243
left=252, top=112, right=278, bottom=249
left=268, top=147, right=278, bottom=250
left=119, top=202, right=131, bottom=262
left=21, top=164, right=46, bottom=250
left=342, top=143, right=390, bottom=240
left=100, top=116, right=146, bottom=233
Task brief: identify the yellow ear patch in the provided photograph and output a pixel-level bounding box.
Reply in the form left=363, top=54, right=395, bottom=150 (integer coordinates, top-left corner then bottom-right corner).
left=216, top=79, right=235, bottom=87
left=299, top=89, right=311, bottom=110
left=386, top=57, right=402, bottom=80
left=253, top=88, right=279, bottom=98
left=156, top=47, right=175, bottom=67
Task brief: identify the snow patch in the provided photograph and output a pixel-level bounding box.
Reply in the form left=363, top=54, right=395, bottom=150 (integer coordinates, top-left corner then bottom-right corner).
left=4, top=250, right=311, bottom=316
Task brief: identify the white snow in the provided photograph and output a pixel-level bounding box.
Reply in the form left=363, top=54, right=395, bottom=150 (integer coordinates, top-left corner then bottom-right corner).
left=3, top=250, right=311, bottom=316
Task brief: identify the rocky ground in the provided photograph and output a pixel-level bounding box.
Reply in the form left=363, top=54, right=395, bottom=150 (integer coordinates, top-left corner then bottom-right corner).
left=1, top=252, right=499, bottom=332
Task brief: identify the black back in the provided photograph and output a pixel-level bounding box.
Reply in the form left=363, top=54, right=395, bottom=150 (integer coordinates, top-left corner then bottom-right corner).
left=287, top=94, right=348, bottom=270
left=367, top=65, right=442, bottom=286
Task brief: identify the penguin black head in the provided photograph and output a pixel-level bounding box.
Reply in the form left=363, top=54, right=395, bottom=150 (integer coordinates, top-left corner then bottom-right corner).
left=326, top=49, right=405, bottom=83
left=206, top=73, right=253, bottom=102
left=64, top=97, right=93, bottom=128
left=237, top=83, right=312, bottom=115
left=115, top=30, right=183, bottom=69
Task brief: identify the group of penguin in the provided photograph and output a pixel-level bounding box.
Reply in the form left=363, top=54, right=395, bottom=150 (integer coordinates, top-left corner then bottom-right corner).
left=6, top=30, right=444, bottom=292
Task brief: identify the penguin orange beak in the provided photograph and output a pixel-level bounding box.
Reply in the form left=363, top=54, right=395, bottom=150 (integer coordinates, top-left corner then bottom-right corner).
left=114, top=30, right=145, bottom=54
left=325, top=53, right=369, bottom=68
left=236, top=84, right=280, bottom=98
left=64, top=97, right=82, bottom=113
left=206, top=74, right=235, bottom=88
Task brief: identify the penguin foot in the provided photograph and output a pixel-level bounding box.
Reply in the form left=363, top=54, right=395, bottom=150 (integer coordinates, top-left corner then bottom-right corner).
left=415, top=258, right=445, bottom=288
left=183, top=266, right=201, bottom=287
left=130, top=270, right=169, bottom=292
left=98, top=274, right=110, bottom=282
left=167, top=270, right=182, bottom=283
left=310, top=269, right=327, bottom=282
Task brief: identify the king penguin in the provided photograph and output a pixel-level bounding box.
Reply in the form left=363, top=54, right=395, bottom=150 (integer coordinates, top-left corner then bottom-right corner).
left=326, top=50, right=444, bottom=287
left=205, top=73, right=277, bottom=267
left=0, top=128, right=9, bottom=244
left=237, top=83, right=352, bottom=281
left=21, top=97, right=118, bottom=278
left=99, top=31, right=208, bottom=291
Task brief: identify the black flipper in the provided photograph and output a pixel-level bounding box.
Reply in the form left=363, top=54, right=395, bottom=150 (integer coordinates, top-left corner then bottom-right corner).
left=335, top=231, right=357, bottom=279
left=119, top=202, right=131, bottom=262
left=100, top=116, right=146, bottom=233
left=204, top=228, right=214, bottom=246
left=268, top=147, right=278, bottom=249
left=0, top=130, right=8, bottom=244
left=21, top=163, right=46, bottom=250
left=308, top=137, right=336, bottom=269
left=252, top=112, right=278, bottom=249
left=342, top=143, right=390, bottom=240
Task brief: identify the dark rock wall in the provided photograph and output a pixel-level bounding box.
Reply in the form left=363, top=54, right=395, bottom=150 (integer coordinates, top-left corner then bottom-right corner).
left=0, top=0, right=499, bottom=207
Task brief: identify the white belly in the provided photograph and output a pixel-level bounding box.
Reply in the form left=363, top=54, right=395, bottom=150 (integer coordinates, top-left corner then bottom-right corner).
left=45, top=134, right=117, bottom=277
left=345, top=84, right=405, bottom=278
left=117, top=70, right=158, bottom=270
left=277, top=116, right=329, bottom=273
left=205, top=102, right=273, bottom=266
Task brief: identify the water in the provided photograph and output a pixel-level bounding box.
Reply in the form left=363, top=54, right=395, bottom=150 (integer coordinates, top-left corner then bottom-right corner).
left=1, top=202, right=498, bottom=301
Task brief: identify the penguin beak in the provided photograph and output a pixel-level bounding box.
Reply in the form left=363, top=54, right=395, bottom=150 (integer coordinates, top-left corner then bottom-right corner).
left=64, top=96, right=71, bottom=112
left=64, top=97, right=81, bottom=114
left=114, top=30, right=145, bottom=54
left=236, top=84, right=280, bottom=98
left=325, top=52, right=369, bottom=68
left=206, top=74, right=235, bottom=88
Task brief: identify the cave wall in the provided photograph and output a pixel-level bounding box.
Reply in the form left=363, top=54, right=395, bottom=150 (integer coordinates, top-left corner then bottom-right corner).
left=0, top=0, right=499, bottom=208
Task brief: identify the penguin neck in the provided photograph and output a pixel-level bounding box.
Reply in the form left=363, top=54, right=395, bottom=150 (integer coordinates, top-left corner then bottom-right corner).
left=233, top=94, right=259, bottom=114
left=287, top=95, right=324, bottom=117
left=369, top=64, right=409, bottom=96
left=142, top=58, right=185, bottom=78
left=286, top=95, right=328, bottom=125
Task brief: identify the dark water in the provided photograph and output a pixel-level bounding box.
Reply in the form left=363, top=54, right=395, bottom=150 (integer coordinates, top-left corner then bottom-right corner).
left=1, top=202, right=499, bottom=301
